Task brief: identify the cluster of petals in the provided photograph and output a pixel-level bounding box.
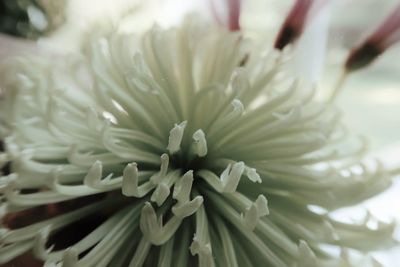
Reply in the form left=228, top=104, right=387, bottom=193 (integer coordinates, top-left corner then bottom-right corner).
left=0, top=1, right=398, bottom=266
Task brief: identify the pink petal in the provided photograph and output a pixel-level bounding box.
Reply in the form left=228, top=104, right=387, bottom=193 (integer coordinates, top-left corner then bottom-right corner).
left=210, top=0, right=242, bottom=31
left=386, top=29, right=400, bottom=45
left=345, top=3, right=400, bottom=71
left=274, top=0, right=313, bottom=49
left=369, top=3, right=400, bottom=48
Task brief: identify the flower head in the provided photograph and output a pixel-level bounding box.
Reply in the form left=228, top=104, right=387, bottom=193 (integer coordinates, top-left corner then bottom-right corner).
left=274, top=0, right=329, bottom=50
left=0, top=17, right=395, bottom=267
left=345, top=3, right=400, bottom=72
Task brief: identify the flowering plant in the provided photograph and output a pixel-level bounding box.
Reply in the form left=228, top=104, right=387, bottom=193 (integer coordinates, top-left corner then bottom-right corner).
left=0, top=1, right=399, bottom=266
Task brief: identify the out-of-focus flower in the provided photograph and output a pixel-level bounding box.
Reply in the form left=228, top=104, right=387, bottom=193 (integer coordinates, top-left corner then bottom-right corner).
left=274, top=0, right=329, bottom=50
left=328, top=2, right=400, bottom=103
left=210, top=0, right=242, bottom=31
left=274, top=0, right=313, bottom=49
left=0, top=0, right=65, bottom=39
left=345, top=3, right=400, bottom=72
left=273, top=0, right=332, bottom=86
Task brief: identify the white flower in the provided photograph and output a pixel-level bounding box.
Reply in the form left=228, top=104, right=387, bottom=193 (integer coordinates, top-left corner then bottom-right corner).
left=0, top=17, right=395, bottom=267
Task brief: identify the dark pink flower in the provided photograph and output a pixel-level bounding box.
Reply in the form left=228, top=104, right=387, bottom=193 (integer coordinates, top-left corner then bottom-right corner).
left=346, top=3, right=400, bottom=71
left=274, top=0, right=313, bottom=49
left=210, top=0, right=241, bottom=31
left=274, top=0, right=330, bottom=50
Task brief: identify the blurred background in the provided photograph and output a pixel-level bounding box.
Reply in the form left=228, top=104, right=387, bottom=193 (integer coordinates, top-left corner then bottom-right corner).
left=0, top=0, right=399, bottom=266
left=0, top=0, right=65, bottom=38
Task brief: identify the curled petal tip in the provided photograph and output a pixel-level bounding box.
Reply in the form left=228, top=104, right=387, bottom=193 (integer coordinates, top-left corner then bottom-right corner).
left=172, top=196, right=204, bottom=218
left=192, top=130, right=207, bottom=157
left=183, top=169, right=194, bottom=179
left=140, top=202, right=182, bottom=245
left=220, top=161, right=245, bottom=193
left=150, top=154, right=169, bottom=184
left=151, top=183, right=170, bottom=206
left=190, top=237, right=213, bottom=265
left=83, top=160, right=103, bottom=186
left=140, top=202, right=158, bottom=238
left=167, top=121, right=187, bottom=154
left=173, top=170, right=194, bottom=202
left=242, top=194, right=269, bottom=230
left=255, top=195, right=269, bottom=216
left=245, top=167, right=261, bottom=183
left=242, top=204, right=258, bottom=230
left=122, top=163, right=141, bottom=197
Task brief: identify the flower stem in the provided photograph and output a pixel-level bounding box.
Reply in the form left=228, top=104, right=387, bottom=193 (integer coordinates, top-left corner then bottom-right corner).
left=328, top=70, right=348, bottom=103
